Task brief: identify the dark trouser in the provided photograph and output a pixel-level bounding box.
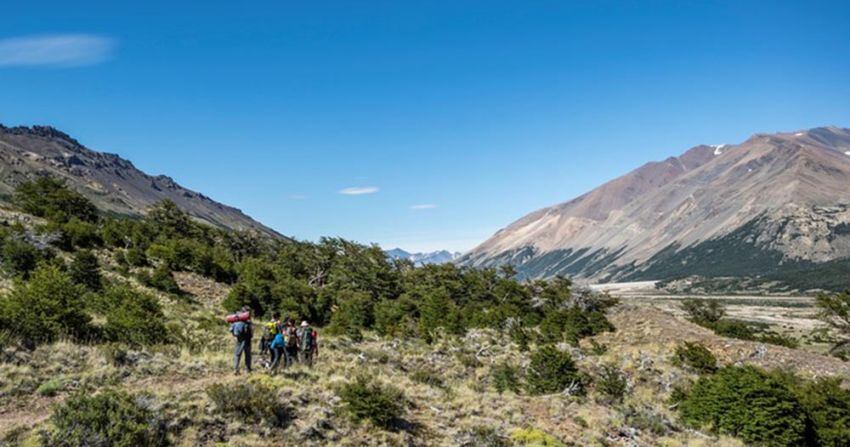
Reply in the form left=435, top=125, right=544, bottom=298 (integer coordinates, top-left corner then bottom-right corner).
left=270, top=347, right=284, bottom=370
left=285, top=346, right=298, bottom=367
left=259, top=337, right=269, bottom=356
left=300, top=349, right=314, bottom=367
left=234, top=338, right=252, bottom=373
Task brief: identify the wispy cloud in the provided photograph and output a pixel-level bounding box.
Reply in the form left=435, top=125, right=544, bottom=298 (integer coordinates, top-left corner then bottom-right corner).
left=411, top=204, right=437, bottom=210
left=0, top=34, right=116, bottom=67
left=338, top=186, right=379, bottom=195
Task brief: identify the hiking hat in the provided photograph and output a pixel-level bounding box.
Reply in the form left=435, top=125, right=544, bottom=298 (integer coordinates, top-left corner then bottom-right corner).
left=301, top=321, right=308, bottom=327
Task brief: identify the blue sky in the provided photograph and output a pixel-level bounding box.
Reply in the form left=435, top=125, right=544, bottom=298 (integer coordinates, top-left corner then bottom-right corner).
left=1, top=1, right=849, bottom=252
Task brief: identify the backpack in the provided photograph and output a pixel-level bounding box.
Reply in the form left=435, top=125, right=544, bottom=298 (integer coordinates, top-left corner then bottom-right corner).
left=301, top=327, right=314, bottom=351
left=264, top=321, right=278, bottom=337
left=231, top=321, right=251, bottom=341
left=286, top=327, right=298, bottom=348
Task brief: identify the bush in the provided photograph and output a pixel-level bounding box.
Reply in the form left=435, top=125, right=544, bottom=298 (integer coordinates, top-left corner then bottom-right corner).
left=595, top=365, right=627, bottom=403
left=510, top=427, right=565, bottom=447
left=55, top=218, right=101, bottom=249
left=0, top=265, right=90, bottom=347
left=45, top=390, right=170, bottom=446
left=206, top=381, right=292, bottom=428
left=1, top=237, right=43, bottom=278
left=125, top=246, right=148, bottom=267
left=337, top=375, right=406, bottom=430
left=69, top=249, right=103, bottom=291
left=673, top=342, right=717, bottom=374
left=538, top=307, right=613, bottom=345
left=794, top=378, right=850, bottom=446
left=139, top=264, right=181, bottom=294
left=678, top=366, right=808, bottom=446
left=13, top=177, right=99, bottom=224
left=99, top=285, right=170, bottom=346
left=491, top=361, right=521, bottom=394
left=681, top=299, right=725, bottom=324
left=525, top=345, right=585, bottom=396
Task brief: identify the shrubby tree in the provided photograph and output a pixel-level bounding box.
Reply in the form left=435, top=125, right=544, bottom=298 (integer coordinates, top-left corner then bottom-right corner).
left=0, top=265, right=90, bottom=347
left=45, top=390, right=170, bottom=446
left=525, top=345, right=585, bottom=396
left=13, top=177, right=98, bottom=224
left=815, top=290, right=850, bottom=355
left=678, top=366, right=807, bottom=446
left=69, top=249, right=103, bottom=292
left=99, top=285, right=170, bottom=346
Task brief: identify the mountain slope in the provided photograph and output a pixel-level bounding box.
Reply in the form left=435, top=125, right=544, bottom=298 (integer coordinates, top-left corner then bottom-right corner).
left=0, top=124, right=280, bottom=237
left=460, top=127, right=850, bottom=283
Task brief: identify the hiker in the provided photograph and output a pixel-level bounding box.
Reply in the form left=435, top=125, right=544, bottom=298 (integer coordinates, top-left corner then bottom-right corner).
left=284, top=319, right=299, bottom=367
left=259, top=312, right=281, bottom=359
left=269, top=324, right=286, bottom=371
left=229, top=307, right=253, bottom=374
left=299, top=321, right=317, bottom=367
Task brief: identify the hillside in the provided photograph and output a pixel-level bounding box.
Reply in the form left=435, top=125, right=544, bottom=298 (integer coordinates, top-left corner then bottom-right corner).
left=0, top=162, right=848, bottom=447
left=460, top=127, right=850, bottom=286
left=0, top=124, right=280, bottom=237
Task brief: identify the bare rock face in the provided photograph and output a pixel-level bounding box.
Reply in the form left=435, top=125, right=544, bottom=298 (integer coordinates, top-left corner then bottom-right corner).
left=0, top=124, right=280, bottom=237
left=459, top=127, right=850, bottom=282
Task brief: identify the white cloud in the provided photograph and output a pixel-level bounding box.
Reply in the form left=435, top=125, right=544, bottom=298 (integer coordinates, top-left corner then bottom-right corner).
left=410, top=204, right=437, bottom=210
left=338, top=186, right=379, bottom=195
left=0, top=34, right=116, bottom=67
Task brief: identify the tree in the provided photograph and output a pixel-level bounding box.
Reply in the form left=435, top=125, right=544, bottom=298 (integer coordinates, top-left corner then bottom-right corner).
left=525, top=345, right=585, bottom=396
left=0, top=265, right=91, bottom=347
left=681, top=299, right=725, bottom=324
left=815, top=291, right=850, bottom=354
left=13, top=177, right=98, bottom=223
left=69, top=249, right=103, bottom=291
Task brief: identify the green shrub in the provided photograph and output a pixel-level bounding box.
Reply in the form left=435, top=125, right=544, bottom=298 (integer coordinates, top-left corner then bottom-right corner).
left=491, top=361, right=521, bottom=394
left=138, top=264, right=181, bottom=294
left=681, top=299, right=725, bottom=324
left=673, top=342, right=717, bottom=374
left=510, top=427, right=565, bottom=446
left=125, top=246, right=148, bottom=267
left=327, top=290, right=373, bottom=335
left=1, top=237, right=43, bottom=278
left=45, top=390, right=170, bottom=446
left=678, top=366, right=808, bottom=446
left=99, top=285, right=170, bottom=346
left=337, top=375, right=406, bottom=430
left=36, top=377, right=65, bottom=396
left=792, top=377, right=850, bottom=446
left=68, top=249, right=103, bottom=291
left=525, top=345, right=585, bottom=396
left=55, top=218, right=102, bottom=249
left=595, top=365, right=627, bottom=403
left=538, top=307, right=613, bottom=345
left=0, top=265, right=91, bottom=347
left=206, top=381, right=292, bottom=428
left=13, top=177, right=99, bottom=224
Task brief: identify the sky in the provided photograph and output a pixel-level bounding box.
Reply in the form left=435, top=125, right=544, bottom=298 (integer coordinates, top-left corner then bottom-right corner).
left=1, top=1, right=849, bottom=252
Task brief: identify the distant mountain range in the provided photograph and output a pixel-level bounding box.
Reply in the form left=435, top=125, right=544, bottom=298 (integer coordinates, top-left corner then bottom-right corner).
left=0, top=124, right=279, bottom=237
left=459, top=126, right=850, bottom=287
left=386, top=248, right=463, bottom=266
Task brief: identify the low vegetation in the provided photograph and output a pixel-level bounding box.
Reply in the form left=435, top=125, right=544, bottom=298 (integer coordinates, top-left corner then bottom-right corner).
left=1, top=177, right=848, bottom=446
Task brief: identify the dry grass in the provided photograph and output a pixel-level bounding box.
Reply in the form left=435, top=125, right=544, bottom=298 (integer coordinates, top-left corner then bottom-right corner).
left=2, top=274, right=847, bottom=446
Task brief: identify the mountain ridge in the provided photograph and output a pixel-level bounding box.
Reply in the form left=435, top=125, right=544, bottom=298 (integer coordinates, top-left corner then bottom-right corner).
left=459, top=126, right=850, bottom=284
left=0, top=124, right=281, bottom=237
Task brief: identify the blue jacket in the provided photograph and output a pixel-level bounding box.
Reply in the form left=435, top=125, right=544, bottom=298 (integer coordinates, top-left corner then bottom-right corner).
left=269, top=333, right=286, bottom=349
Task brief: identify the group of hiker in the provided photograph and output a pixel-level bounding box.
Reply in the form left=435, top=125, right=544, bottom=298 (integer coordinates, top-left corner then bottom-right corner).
left=228, top=308, right=318, bottom=374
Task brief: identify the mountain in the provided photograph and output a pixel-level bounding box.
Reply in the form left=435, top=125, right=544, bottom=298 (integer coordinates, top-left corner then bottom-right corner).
left=386, top=248, right=463, bottom=266
left=0, top=124, right=280, bottom=237
left=459, top=126, right=850, bottom=285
